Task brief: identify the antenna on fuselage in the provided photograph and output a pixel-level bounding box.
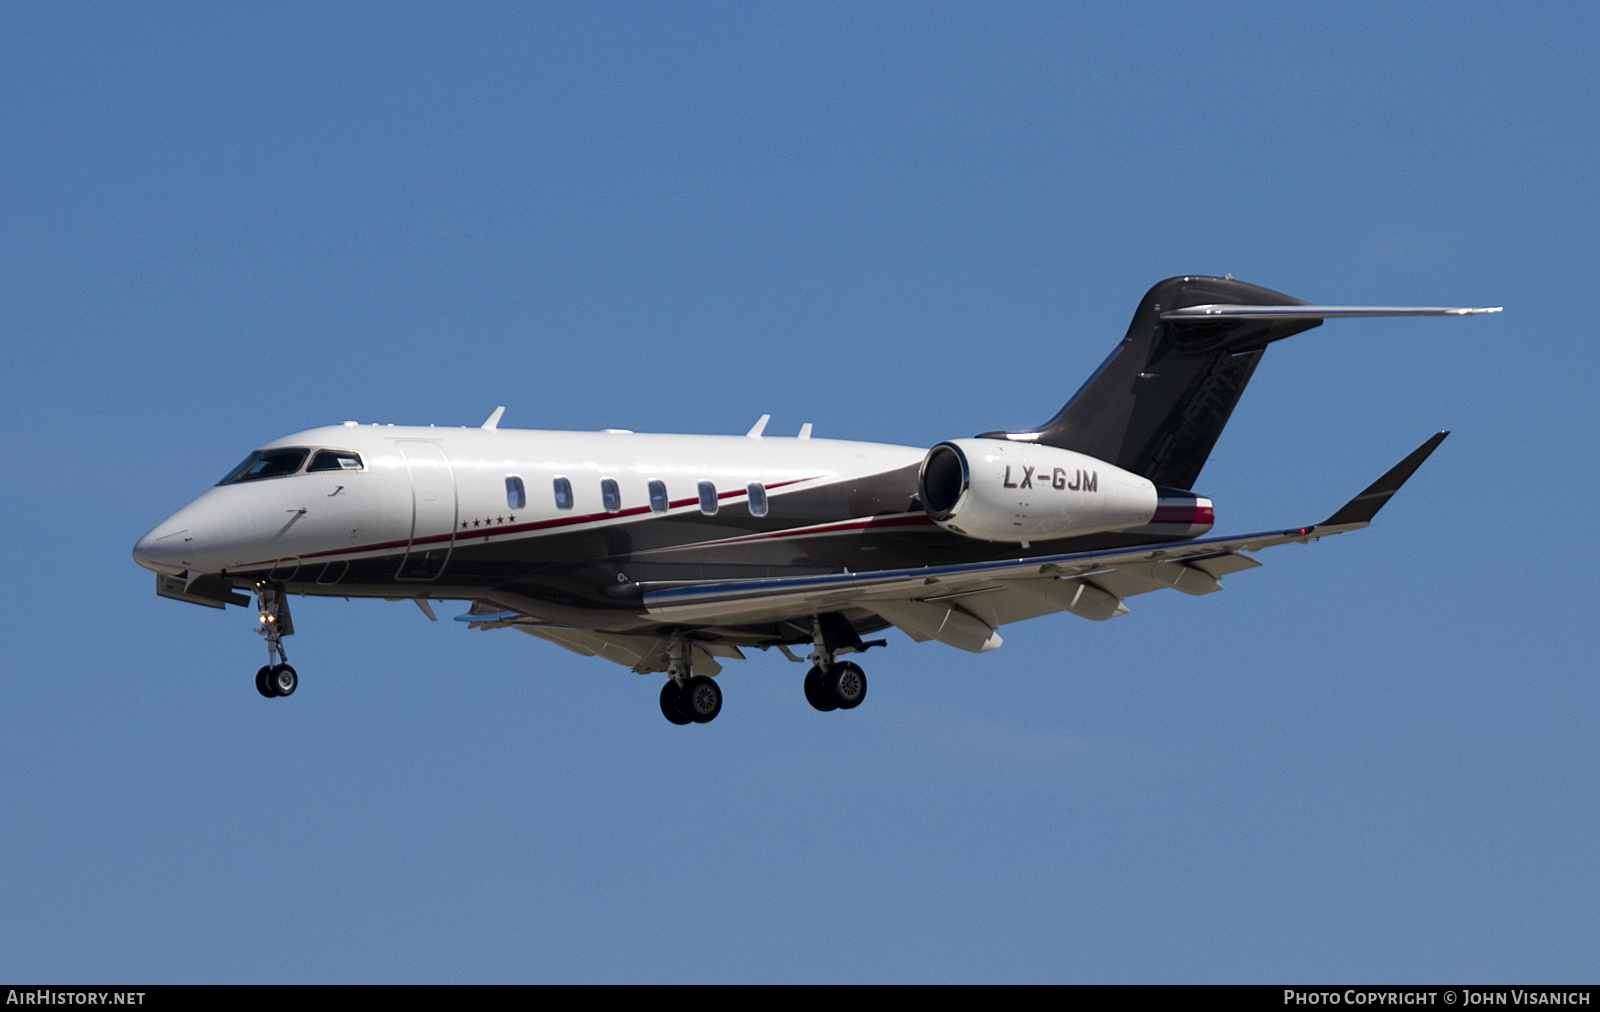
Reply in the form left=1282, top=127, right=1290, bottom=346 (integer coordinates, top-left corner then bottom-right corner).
left=746, top=414, right=770, bottom=439
left=481, top=406, right=506, bottom=431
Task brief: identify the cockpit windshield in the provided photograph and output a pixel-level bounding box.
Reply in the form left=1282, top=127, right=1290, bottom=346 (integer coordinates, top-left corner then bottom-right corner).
left=217, top=448, right=310, bottom=485
left=307, top=450, right=364, bottom=472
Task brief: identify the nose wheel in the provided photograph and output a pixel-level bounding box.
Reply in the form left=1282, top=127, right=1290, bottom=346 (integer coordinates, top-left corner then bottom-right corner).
left=256, top=664, right=298, bottom=698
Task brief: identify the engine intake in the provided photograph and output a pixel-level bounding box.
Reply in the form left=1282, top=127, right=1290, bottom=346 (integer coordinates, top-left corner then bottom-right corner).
left=917, top=439, right=1158, bottom=543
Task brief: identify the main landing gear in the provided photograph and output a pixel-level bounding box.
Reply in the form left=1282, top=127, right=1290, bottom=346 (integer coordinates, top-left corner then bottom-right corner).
left=253, top=582, right=298, bottom=699
left=803, top=661, right=867, bottom=711
left=659, top=636, right=723, bottom=725
left=660, top=676, right=721, bottom=724
left=654, top=618, right=879, bottom=724
left=803, top=614, right=874, bottom=713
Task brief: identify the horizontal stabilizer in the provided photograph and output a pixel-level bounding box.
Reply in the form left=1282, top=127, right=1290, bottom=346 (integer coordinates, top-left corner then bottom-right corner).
left=1162, top=305, right=1500, bottom=321
left=1319, top=431, right=1449, bottom=529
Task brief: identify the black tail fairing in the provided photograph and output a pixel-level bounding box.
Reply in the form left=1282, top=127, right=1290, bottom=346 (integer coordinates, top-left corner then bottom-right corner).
left=989, top=276, right=1321, bottom=491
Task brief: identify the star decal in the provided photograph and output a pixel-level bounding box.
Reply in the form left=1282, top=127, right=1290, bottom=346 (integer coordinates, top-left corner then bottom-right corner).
left=461, top=514, right=517, bottom=531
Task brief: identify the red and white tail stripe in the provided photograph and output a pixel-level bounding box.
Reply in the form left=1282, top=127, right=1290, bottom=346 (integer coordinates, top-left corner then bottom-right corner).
left=1125, top=496, right=1215, bottom=538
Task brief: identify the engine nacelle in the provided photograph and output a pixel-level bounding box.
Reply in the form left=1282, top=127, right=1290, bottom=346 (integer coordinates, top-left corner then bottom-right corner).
left=918, top=438, right=1158, bottom=543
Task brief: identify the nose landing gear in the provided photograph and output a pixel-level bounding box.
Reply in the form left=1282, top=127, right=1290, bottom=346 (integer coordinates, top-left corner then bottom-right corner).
left=256, top=664, right=298, bottom=698
left=253, top=583, right=298, bottom=699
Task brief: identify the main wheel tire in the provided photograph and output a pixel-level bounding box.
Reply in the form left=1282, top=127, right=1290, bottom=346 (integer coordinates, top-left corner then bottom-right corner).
left=256, top=666, right=277, bottom=698
left=268, top=664, right=297, bottom=697
left=659, top=680, right=692, bottom=725
left=827, top=661, right=867, bottom=709
left=682, top=675, right=722, bottom=723
left=803, top=665, right=837, bottom=712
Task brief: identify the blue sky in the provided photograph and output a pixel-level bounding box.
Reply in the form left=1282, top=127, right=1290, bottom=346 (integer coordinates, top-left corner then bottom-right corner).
left=2, top=2, right=1595, bottom=982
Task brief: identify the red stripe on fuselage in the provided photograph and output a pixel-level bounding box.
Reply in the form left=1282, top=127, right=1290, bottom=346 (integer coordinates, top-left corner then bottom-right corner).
left=235, top=477, right=818, bottom=570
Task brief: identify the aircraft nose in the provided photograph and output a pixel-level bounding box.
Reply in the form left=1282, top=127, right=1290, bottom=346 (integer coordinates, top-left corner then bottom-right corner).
left=133, top=522, right=196, bottom=574
left=133, top=489, right=247, bottom=574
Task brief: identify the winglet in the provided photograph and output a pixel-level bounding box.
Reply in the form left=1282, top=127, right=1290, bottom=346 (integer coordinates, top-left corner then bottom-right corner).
left=1318, top=431, right=1449, bottom=529
left=481, top=406, right=506, bottom=431
left=746, top=414, right=771, bottom=439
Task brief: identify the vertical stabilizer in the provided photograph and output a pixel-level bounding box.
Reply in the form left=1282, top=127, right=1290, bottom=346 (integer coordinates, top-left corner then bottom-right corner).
left=987, top=276, right=1320, bottom=490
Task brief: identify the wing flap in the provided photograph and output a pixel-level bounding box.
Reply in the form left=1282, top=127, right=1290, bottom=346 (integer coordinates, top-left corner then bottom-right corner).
left=1185, top=551, right=1263, bottom=579
left=514, top=625, right=666, bottom=668
left=1117, top=560, right=1224, bottom=596
left=936, top=583, right=1074, bottom=628
left=871, top=600, right=1002, bottom=652
left=1010, top=578, right=1128, bottom=621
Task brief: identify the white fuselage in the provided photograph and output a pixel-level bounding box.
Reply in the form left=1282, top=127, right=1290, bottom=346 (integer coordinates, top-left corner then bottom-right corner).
left=133, top=422, right=927, bottom=582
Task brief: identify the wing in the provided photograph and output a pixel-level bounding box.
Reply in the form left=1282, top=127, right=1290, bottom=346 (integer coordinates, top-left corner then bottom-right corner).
left=633, top=432, right=1449, bottom=652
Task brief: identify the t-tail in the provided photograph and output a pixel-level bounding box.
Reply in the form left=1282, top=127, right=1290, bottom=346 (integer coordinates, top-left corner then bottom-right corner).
left=982, top=275, right=1498, bottom=492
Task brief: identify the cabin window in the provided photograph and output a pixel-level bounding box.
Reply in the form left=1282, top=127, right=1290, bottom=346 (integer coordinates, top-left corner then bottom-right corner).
left=601, top=477, right=621, bottom=513
left=553, top=476, right=574, bottom=511
left=307, top=450, right=364, bottom=473
left=217, top=448, right=309, bottom=485
left=505, top=475, right=526, bottom=510
left=747, top=481, right=769, bottom=517
left=698, top=480, right=718, bottom=515
left=648, top=479, right=670, bottom=514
